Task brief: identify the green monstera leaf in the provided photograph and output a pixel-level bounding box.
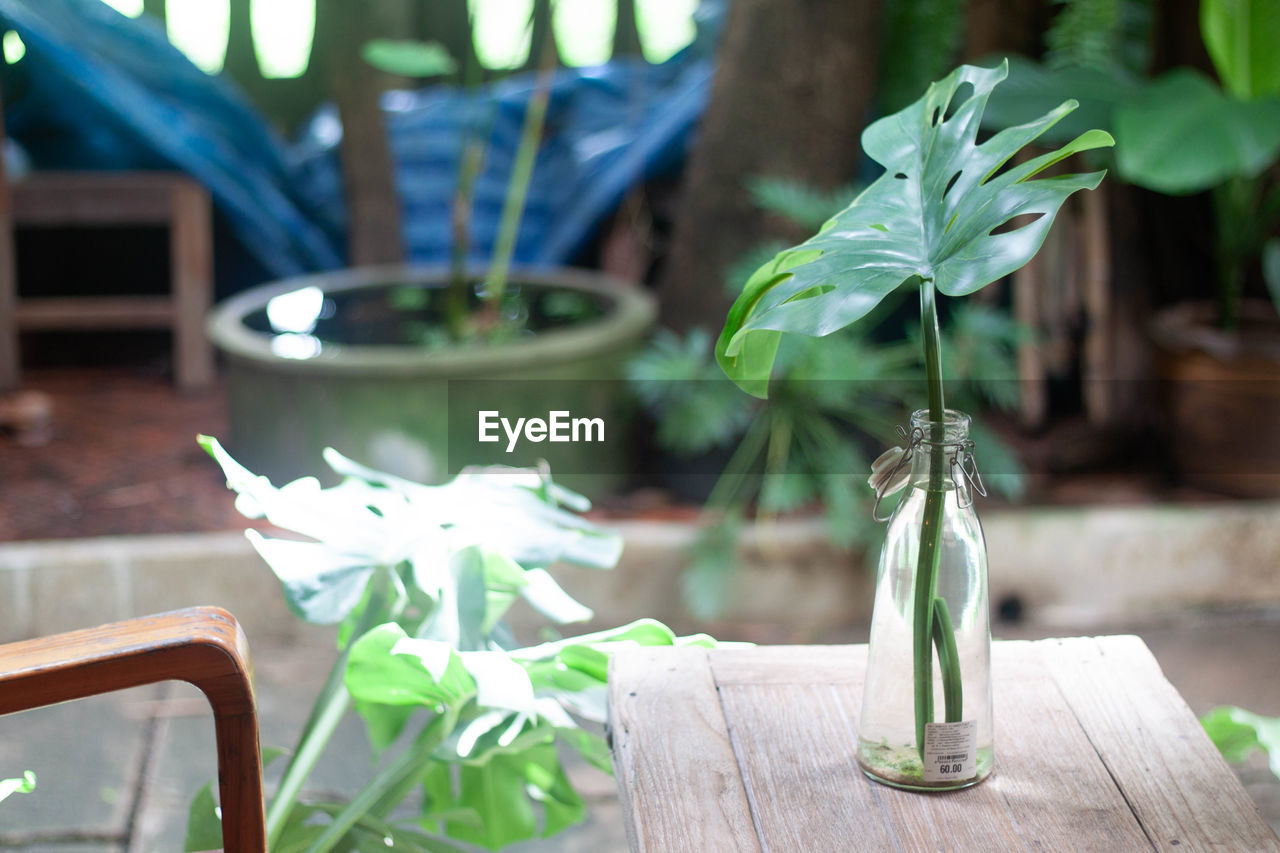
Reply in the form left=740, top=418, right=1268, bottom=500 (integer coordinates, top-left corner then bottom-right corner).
left=717, top=62, right=1114, bottom=397
left=1114, top=69, right=1280, bottom=195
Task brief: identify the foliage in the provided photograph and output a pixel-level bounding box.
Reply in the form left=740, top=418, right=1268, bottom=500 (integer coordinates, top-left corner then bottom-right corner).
left=1045, top=0, right=1151, bottom=74
left=715, top=62, right=1109, bottom=765
left=878, top=0, right=967, bottom=114
left=627, top=327, right=755, bottom=457
left=0, top=771, right=34, bottom=804
left=717, top=61, right=1112, bottom=396
left=746, top=176, right=862, bottom=234
left=984, top=0, right=1280, bottom=328
left=187, top=438, right=716, bottom=852
left=1201, top=706, right=1280, bottom=781
left=1114, top=71, right=1280, bottom=195
left=361, top=40, right=458, bottom=79
left=1266, top=241, right=1280, bottom=317
left=629, top=171, right=1028, bottom=618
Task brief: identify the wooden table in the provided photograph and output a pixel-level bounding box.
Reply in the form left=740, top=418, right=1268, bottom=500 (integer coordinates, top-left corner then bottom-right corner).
left=607, top=638, right=1280, bottom=852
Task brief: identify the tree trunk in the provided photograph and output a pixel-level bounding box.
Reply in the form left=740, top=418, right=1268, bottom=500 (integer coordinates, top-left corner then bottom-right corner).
left=963, top=0, right=1043, bottom=61
left=524, top=0, right=560, bottom=72
left=223, top=0, right=260, bottom=85
left=0, top=76, right=18, bottom=391
left=613, top=0, right=642, bottom=59
left=658, top=0, right=882, bottom=332
left=315, top=0, right=405, bottom=266
left=414, top=0, right=477, bottom=78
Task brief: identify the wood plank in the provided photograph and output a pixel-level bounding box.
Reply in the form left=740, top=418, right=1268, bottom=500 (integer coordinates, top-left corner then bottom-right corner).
left=711, top=644, right=1149, bottom=851
left=15, top=296, right=174, bottom=329
left=983, top=641, right=1155, bottom=851
left=11, top=173, right=192, bottom=224
left=170, top=179, right=215, bottom=390
left=858, top=642, right=1152, bottom=852
left=1040, top=636, right=1280, bottom=851
left=608, top=646, right=761, bottom=853
left=715, top=681, right=905, bottom=851
left=710, top=644, right=863, bottom=686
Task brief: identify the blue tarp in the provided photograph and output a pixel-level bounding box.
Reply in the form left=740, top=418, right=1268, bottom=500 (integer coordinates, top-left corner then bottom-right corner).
left=0, top=0, right=342, bottom=280
left=0, top=0, right=718, bottom=286
left=292, top=57, right=713, bottom=266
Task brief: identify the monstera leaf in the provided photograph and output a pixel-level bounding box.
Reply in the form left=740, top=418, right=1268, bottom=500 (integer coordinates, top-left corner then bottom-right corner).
left=716, top=62, right=1114, bottom=397
left=1114, top=69, right=1280, bottom=195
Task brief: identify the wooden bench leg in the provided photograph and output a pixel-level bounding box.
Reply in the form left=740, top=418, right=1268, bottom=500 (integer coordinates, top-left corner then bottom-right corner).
left=171, top=181, right=215, bottom=392
left=0, top=243, right=18, bottom=391
left=0, top=100, right=18, bottom=393
left=0, top=607, right=265, bottom=853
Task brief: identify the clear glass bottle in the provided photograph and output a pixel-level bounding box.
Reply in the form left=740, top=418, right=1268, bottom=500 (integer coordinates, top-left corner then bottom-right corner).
left=857, top=409, right=992, bottom=790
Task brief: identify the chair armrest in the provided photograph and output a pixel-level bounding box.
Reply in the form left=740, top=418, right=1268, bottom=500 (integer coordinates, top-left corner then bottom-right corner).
left=0, top=607, right=265, bottom=853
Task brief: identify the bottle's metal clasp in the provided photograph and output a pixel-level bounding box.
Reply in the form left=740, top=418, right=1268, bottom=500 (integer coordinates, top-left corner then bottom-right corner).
left=870, top=423, right=987, bottom=520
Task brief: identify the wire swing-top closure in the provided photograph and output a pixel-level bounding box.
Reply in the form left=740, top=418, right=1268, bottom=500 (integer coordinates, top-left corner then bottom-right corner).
left=870, top=423, right=987, bottom=522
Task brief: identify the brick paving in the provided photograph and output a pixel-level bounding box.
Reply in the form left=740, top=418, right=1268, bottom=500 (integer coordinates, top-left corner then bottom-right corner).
left=0, top=368, right=244, bottom=543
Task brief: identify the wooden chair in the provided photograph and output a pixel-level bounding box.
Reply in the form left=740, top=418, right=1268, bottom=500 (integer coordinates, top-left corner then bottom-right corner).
left=0, top=607, right=266, bottom=852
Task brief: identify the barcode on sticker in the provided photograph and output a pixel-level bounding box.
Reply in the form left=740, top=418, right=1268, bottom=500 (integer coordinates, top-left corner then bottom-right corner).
left=923, top=720, right=977, bottom=783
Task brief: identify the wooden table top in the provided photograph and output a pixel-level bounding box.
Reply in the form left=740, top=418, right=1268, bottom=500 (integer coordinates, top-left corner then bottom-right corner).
left=607, top=637, right=1280, bottom=852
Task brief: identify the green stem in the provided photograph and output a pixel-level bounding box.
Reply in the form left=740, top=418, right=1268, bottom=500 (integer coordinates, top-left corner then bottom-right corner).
left=483, top=26, right=555, bottom=309
left=446, top=139, right=484, bottom=341
left=932, top=596, right=962, bottom=723
left=702, top=411, right=773, bottom=514
left=266, top=576, right=401, bottom=847
left=266, top=664, right=351, bottom=847
left=1213, top=176, right=1263, bottom=331
left=913, top=278, right=948, bottom=757
left=304, top=704, right=463, bottom=853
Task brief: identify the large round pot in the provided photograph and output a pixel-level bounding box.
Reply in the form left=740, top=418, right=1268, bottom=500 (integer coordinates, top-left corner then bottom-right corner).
left=1151, top=300, right=1280, bottom=497
left=207, top=265, right=657, bottom=495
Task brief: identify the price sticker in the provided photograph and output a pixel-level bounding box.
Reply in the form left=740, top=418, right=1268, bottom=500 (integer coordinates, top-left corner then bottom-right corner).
left=923, top=720, right=976, bottom=782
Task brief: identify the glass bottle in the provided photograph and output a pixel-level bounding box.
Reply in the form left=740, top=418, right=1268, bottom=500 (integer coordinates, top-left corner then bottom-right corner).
left=857, top=409, right=992, bottom=790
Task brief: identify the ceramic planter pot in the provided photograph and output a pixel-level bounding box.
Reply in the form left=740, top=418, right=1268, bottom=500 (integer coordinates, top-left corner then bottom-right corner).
left=207, top=265, right=657, bottom=496
left=1150, top=300, right=1280, bottom=497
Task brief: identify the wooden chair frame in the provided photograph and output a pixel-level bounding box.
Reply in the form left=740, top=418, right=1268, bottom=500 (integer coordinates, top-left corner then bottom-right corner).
left=0, top=607, right=266, bottom=852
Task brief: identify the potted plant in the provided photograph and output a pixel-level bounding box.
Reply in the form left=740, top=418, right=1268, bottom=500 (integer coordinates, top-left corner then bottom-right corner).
left=208, top=28, right=657, bottom=496
left=185, top=437, right=717, bottom=851
left=1116, top=1, right=1280, bottom=496
left=715, top=62, right=1112, bottom=789
left=981, top=0, right=1280, bottom=494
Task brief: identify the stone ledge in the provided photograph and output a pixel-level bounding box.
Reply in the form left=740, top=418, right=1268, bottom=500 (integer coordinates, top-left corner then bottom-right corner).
left=1, top=501, right=1278, bottom=643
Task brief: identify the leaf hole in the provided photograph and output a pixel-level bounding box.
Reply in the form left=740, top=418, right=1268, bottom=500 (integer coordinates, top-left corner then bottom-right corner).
left=929, top=107, right=940, bottom=126
left=989, top=212, right=1044, bottom=236
left=943, top=82, right=973, bottom=123
left=893, top=172, right=908, bottom=180
left=943, top=171, right=961, bottom=199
